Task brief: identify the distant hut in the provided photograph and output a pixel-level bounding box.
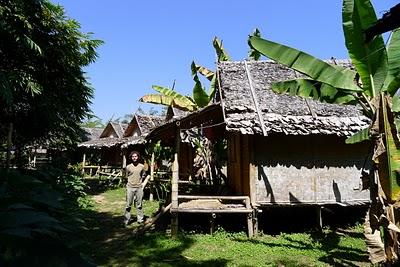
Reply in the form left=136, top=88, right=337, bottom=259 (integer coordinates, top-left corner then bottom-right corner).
left=146, top=60, right=371, bottom=235
left=120, top=114, right=164, bottom=166
left=78, top=114, right=165, bottom=171
left=78, top=122, right=128, bottom=174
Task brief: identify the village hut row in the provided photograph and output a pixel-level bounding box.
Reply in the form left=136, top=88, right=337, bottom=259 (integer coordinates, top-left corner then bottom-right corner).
left=79, top=114, right=165, bottom=173
left=143, top=60, right=371, bottom=235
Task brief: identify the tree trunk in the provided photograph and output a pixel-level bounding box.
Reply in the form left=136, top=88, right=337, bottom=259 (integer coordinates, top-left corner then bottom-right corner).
left=5, top=122, right=13, bottom=171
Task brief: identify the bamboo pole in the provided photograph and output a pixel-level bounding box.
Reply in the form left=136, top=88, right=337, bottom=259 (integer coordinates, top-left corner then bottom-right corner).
left=122, top=149, right=127, bottom=168
left=171, top=128, right=180, bottom=237
left=5, top=122, right=13, bottom=171
left=149, top=152, right=155, bottom=201
left=81, top=152, right=86, bottom=175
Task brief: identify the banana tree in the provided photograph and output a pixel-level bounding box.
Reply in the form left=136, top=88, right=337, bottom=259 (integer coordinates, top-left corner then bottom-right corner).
left=249, top=0, right=400, bottom=264
left=139, top=37, right=231, bottom=112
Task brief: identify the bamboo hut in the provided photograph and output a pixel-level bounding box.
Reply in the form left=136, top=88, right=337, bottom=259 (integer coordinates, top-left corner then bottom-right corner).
left=146, top=60, right=371, bottom=236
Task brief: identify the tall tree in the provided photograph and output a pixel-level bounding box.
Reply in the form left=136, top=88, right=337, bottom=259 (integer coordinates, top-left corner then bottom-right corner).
left=248, top=0, right=400, bottom=264
left=0, top=0, right=103, bottom=162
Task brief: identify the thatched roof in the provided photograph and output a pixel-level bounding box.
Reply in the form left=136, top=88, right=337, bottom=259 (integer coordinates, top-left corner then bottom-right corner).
left=99, top=122, right=128, bottom=138
left=165, top=106, right=189, bottom=121
left=121, top=114, right=164, bottom=148
left=78, top=136, right=124, bottom=148
left=135, top=114, right=164, bottom=135
left=218, top=60, right=370, bottom=136
left=79, top=115, right=165, bottom=149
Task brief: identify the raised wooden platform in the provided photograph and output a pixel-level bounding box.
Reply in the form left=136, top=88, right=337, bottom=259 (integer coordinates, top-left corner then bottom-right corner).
left=171, top=195, right=256, bottom=237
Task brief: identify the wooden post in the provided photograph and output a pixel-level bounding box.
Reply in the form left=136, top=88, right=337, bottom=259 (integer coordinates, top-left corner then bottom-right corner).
left=122, top=149, right=127, bottom=168
left=210, top=213, right=216, bottom=234
left=82, top=152, right=86, bottom=175
left=316, top=205, right=323, bottom=230
left=5, top=122, right=13, bottom=171
left=149, top=152, right=155, bottom=201
left=171, top=128, right=180, bottom=237
left=245, top=197, right=254, bottom=238
left=253, top=209, right=258, bottom=237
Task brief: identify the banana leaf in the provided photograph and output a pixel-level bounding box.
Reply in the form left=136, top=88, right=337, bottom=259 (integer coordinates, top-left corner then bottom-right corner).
left=342, top=0, right=387, bottom=96
left=381, top=95, right=400, bottom=202
left=383, top=29, right=400, bottom=95
left=272, top=79, right=356, bottom=104
left=272, top=79, right=317, bottom=98
left=392, top=95, right=400, bottom=112
left=213, top=37, right=231, bottom=62
left=193, top=62, right=214, bottom=81
left=345, top=127, right=370, bottom=144
left=151, top=85, right=195, bottom=106
left=139, top=94, right=195, bottom=111
left=248, top=28, right=262, bottom=60
left=249, top=36, right=361, bottom=92
left=191, top=62, right=210, bottom=108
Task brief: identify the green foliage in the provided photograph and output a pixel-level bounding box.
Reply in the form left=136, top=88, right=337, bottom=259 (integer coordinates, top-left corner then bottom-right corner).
left=81, top=113, right=105, bottom=128
left=342, top=0, right=387, bottom=97
left=248, top=28, right=262, bottom=60
left=0, top=167, right=93, bottom=266
left=248, top=35, right=361, bottom=92
left=191, top=62, right=212, bottom=108
left=0, top=0, right=103, bottom=152
left=383, top=29, right=400, bottom=95
left=140, top=85, right=197, bottom=111
left=345, top=127, right=370, bottom=144
left=212, top=36, right=231, bottom=62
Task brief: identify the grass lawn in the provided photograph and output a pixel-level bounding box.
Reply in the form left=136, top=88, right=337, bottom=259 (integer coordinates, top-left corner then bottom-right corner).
left=79, top=187, right=370, bottom=267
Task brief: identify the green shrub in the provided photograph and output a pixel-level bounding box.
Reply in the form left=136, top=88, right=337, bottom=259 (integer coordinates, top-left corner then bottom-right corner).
left=0, top=168, right=93, bottom=266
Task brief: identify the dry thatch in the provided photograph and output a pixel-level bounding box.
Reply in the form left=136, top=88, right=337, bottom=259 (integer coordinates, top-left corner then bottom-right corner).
left=79, top=115, right=165, bottom=149
left=218, top=60, right=370, bottom=136
left=121, top=114, right=164, bottom=148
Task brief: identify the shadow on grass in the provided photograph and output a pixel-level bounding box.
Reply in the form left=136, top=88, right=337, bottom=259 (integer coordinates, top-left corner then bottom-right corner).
left=231, top=230, right=368, bottom=267
left=310, top=230, right=368, bottom=267
left=78, top=207, right=229, bottom=267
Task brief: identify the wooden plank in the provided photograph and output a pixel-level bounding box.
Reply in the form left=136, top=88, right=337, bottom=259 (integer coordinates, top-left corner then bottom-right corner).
left=172, top=208, right=254, bottom=213
left=178, top=195, right=250, bottom=200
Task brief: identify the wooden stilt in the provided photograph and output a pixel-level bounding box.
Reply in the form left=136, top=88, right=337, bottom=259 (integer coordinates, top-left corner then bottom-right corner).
left=245, top=197, right=254, bottom=237
left=149, top=152, right=155, bottom=201
left=253, top=209, right=258, bottom=237
left=210, top=213, right=216, bottom=234
left=171, top=128, right=180, bottom=237
left=81, top=152, right=86, bottom=175
left=317, top=206, right=323, bottom=230
left=122, top=149, right=127, bottom=168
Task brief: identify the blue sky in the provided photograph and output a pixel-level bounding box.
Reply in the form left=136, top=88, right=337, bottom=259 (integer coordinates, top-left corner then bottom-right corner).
left=53, top=0, right=397, bottom=122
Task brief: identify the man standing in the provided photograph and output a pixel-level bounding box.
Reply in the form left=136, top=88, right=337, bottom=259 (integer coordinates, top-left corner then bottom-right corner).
left=124, top=151, right=149, bottom=226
